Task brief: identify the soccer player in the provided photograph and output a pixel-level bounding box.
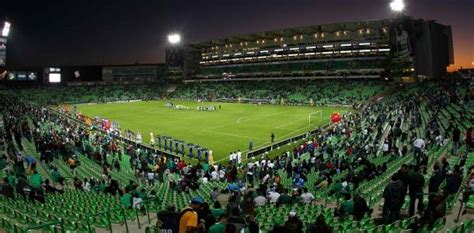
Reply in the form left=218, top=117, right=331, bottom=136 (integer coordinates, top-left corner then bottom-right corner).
left=150, top=132, right=155, bottom=146
left=157, top=136, right=162, bottom=148
left=197, top=148, right=202, bottom=161
left=271, top=132, right=275, bottom=144
left=136, top=131, right=143, bottom=144
left=249, top=139, right=253, bottom=152
left=237, top=150, right=242, bottom=164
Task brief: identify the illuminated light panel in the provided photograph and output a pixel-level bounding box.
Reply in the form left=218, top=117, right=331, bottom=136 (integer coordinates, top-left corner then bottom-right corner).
left=359, top=42, right=371, bottom=46
left=378, top=48, right=391, bottom=52
left=341, top=44, right=352, bottom=47
left=306, top=46, right=316, bottom=49
left=322, top=45, right=334, bottom=48
left=390, top=0, right=405, bottom=12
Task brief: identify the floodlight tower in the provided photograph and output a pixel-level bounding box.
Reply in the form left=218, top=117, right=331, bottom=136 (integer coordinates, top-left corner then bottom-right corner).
left=0, top=20, right=11, bottom=68
left=1, top=21, right=10, bottom=37
left=390, top=0, right=405, bottom=15
left=167, top=33, right=181, bottom=45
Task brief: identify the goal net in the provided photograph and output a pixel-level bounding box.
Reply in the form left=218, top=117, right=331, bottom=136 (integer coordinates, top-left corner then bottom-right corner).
left=308, top=111, right=323, bottom=126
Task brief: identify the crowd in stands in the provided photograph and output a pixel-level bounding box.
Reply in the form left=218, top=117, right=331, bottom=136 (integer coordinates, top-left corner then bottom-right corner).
left=5, top=83, right=165, bottom=105
left=172, top=80, right=386, bottom=106
left=0, top=79, right=472, bottom=233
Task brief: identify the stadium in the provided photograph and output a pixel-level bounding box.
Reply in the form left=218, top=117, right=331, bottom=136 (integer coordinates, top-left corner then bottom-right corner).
left=0, top=0, right=473, bottom=232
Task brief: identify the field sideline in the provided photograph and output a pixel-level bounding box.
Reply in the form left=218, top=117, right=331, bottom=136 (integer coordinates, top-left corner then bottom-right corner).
left=75, top=100, right=350, bottom=161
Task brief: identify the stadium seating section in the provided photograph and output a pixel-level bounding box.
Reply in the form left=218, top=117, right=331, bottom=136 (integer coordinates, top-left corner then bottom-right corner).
left=0, top=79, right=472, bottom=233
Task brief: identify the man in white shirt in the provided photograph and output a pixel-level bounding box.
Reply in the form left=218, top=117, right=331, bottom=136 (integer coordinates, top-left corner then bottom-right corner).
left=237, top=150, right=242, bottom=164
left=413, top=138, right=426, bottom=165
left=267, top=191, right=281, bottom=204
left=211, top=170, right=219, bottom=181
left=300, top=188, right=315, bottom=204
left=382, top=140, right=390, bottom=156
left=254, top=193, right=267, bottom=207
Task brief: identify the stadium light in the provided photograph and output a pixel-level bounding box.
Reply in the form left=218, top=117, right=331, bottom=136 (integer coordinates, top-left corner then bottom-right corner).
left=2, top=21, right=11, bottom=37
left=390, top=0, right=405, bottom=12
left=167, top=33, right=181, bottom=44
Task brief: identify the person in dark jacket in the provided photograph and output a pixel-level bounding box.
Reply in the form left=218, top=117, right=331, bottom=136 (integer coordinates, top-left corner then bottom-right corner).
left=444, top=165, right=462, bottom=195
left=0, top=177, right=14, bottom=198
left=306, top=214, right=332, bottom=233
left=408, top=166, right=425, bottom=216
left=353, top=193, right=372, bottom=220
left=284, top=211, right=303, bottom=233
left=157, top=205, right=178, bottom=233
left=428, top=165, right=445, bottom=207
left=383, top=173, right=406, bottom=223
left=452, top=127, right=461, bottom=155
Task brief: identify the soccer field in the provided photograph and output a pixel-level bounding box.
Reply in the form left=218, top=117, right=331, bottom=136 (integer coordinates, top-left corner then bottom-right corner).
left=76, top=100, right=350, bottom=161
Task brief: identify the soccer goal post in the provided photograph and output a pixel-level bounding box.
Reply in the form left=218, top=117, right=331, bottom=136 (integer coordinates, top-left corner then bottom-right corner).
left=308, top=111, right=323, bottom=126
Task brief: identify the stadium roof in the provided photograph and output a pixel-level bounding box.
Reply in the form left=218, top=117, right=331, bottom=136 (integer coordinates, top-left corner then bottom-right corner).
left=189, top=18, right=396, bottom=49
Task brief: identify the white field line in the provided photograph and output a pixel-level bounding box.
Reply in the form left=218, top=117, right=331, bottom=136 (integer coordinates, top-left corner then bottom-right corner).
left=201, top=128, right=267, bottom=141
left=237, top=110, right=290, bottom=123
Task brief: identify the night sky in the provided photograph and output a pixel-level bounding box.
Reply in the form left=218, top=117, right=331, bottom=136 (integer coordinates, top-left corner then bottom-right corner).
left=1, top=0, right=473, bottom=70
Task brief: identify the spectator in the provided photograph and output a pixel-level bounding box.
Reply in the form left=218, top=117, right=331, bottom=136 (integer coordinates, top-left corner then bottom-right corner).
left=211, top=201, right=226, bottom=219
left=306, top=214, right=332, bottom=233
left=50, top=167, right=64, bottom=186
left=72, top=177, right=83, bottom=190
left=353, top=193, right=372, bottom=221
left=44, top=179, right=63, bottom=194
left=228, top=207, right=246, bottom=233
left=452, top=126, right=461, bottom=155
left=209, top=213, right=229, bottom=233
left=0, top=177, right=14, bottom=198
left=338, top=193, right=354, bottom=217
left=224, top=223, right=236, bottom=233
left=383, top=174, right=406, bottom=223
left=197, top=202, right=215, bottom=232
left=276, top=189, right=292, bottom=206
left=300, top=188, right=315, bottom=204
left=179, top=197, right=204, bottom=233
left=254, top=191, right=267, bottom=207
left=29, top=170, right=44, bottom=191
left=121, top=188, right=133, bottom=208
left=428, top=164, right=445, bottom=207
left=284, top=211, right=303, bottom=233
left=156, top=205, right=178, bottom=233
left=408, top=165, right=425, bottom=216
left=444, top=165, right=462, bottom=195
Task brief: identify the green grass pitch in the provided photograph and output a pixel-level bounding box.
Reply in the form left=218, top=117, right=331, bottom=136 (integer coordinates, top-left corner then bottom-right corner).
left=76, top=100, right=350, bottom=162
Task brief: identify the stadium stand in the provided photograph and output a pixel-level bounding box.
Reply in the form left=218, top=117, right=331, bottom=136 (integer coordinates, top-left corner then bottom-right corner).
left=172, top=80, right=386, bottom=105
left=0, top=77, right=472, bottom=233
